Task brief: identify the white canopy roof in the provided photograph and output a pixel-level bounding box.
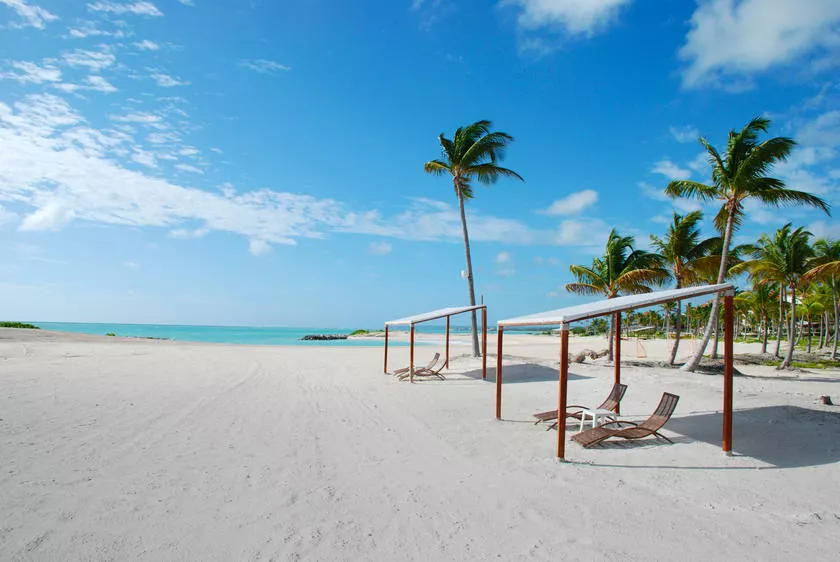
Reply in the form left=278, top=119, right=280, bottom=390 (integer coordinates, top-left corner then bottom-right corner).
left=498, top=284, right=734, bottom=327
left=385, top=305, right=486, bottom=326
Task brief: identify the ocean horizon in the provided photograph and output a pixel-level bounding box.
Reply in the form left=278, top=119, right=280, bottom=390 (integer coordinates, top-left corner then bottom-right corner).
left=25, top=322, right=480, bottom=347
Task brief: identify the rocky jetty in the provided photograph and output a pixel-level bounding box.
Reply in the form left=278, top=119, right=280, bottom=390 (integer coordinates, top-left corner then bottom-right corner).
left=301, top=334, right=348, bottom=341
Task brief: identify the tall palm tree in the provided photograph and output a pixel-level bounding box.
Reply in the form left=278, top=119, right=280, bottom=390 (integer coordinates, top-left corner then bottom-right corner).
left=665, top=117, right=830, bottom=372
left=803, top=239, right=840, bottom=359
left=565, top=229, right=669, bottom=361
left=733, top=224, right=815, bottom=369
left=650, top=211, right=720, bottom=364
left=424, top=120, right=523, bottom=357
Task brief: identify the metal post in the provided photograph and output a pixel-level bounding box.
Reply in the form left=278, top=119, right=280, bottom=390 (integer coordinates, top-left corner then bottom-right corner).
left=481, top=307, right=488, bottom=380
left=409, top=324, right=415, bottom=384
left=445, top=316, right=450, bottom=369
left=383, top=325, right=389, bottom=373
left=557, top=327, right=570, bottom=459
left=495, top=326, right=504, bottom=419
left=614, top=311, right=621, bottom=415
left=723, top=294, right=734, bottom=452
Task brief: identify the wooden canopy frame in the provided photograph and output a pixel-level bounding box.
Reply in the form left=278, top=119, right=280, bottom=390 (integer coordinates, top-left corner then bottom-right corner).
left=496, top=284, right=736, bottom=460
left=384, top=305, right=488, bottom=382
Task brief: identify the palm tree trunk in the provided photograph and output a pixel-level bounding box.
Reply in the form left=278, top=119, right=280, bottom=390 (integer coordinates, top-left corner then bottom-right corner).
left=761, top=315, right=768, bottom=354
left=807, top=313, right=812, bottom=353
left=774, top=287, right=784, bottom=358
left=456, top=190, right=481, bottom=358
left=682, top=207, right=735, bottom=372
left=833, top=282, right=839, bottom=360
left=780, top=285, right=797, bottom=369
left=669, top=299, right=682, bottom=365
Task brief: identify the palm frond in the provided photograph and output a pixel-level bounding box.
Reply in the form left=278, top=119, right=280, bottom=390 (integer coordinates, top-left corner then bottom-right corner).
left=424, top=160, right=451, bottom=176
left=665, top=180, right=719, bottom=201
left=564, top=283, right=605, bottom=296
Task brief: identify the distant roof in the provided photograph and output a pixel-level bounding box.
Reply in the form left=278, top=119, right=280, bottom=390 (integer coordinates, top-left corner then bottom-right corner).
left=385, top=305, right=486, bottom=326
left=498, top=284, right=734, bottom=328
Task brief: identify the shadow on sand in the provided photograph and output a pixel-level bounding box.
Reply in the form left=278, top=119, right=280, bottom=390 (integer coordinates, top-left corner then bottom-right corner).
left=458, top=363, right=590, bottom=384
left=584, top=405, right=840, bottom=469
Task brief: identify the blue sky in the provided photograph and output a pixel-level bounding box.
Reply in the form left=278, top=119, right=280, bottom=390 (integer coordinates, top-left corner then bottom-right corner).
left=0, top=0, right=838, bottom=327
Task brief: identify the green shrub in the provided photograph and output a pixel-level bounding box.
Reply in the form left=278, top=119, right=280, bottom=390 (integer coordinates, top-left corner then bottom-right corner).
left=349, top=329, right=371, bottom=336
left=105, top=332, right=116, bottom=337
left=0, top=321, right=40, bottom=329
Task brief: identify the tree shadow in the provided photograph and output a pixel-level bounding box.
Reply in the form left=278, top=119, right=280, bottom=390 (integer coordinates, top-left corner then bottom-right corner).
left=457, top=363, right=590, bottom=383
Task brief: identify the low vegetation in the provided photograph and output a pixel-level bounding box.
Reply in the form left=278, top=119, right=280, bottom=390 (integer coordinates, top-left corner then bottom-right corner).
left=0, top=321, right=40, bottom=329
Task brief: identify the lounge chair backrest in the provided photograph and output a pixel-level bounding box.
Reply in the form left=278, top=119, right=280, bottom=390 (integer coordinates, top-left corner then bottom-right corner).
left=638, top=392, right=679, bottom=432
left=597, top=383, right=628, bottom=411
left=425, top=353, right=441, bottom=370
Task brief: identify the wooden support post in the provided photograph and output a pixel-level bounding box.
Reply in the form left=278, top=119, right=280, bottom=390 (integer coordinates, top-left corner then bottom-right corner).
left=445, top=316, right=450, bottom=369
left=557, top=327, right=570, bottom=459
left=481, top=307, right=488, bottom=380
left=495, top=326, right=504, bottom=419
left=723, top=294, right=734, bottom=453
left=383, top=325, right=389, bottom=373
left=409, top=324, right=415, bottom=384
left=614, top=311, right=622, bottom=415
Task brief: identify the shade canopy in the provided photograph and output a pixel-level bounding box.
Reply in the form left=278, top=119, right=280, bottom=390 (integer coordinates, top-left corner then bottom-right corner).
left=498, top=284, right=734, bottom=328
left=386, top=305, right=486, bottom=326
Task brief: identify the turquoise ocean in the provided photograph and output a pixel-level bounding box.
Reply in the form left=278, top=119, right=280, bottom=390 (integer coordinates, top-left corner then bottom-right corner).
left=28, top=322, right=474, bottom=347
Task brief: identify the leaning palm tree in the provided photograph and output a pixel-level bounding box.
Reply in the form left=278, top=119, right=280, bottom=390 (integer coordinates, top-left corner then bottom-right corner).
left=650, top=211, right=720, bottom=364
left=565, top=229, right=669, bottom=361
left=666, top=117, right=830, bottom=372
left=733, top=224, right=815, bottom=369
left=803, top=239, right=840, bottom=359
left=424, top=120, right=523, bottom=357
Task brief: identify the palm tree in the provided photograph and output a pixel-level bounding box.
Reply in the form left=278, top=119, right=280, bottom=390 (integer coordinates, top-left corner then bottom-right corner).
left=565, top=229, right=669, bottom=361
left=650, top=211, right=720, bottom=364
left=424, top=120, right=523, bottom=357
left=733, top=224, right=815, bottom=369
left=665, top=117, right=830, bottom=372
left=735, top=283, right=778, bottom=354
left=803, top=239, right=840, bottom=359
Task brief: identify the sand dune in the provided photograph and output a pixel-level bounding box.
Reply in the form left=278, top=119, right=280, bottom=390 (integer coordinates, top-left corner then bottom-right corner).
left=1, top=328, right=839, bottom=560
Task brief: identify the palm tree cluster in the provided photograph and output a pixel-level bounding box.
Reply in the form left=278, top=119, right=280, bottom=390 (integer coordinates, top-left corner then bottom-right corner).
left=563, top=117, right=833, bottom=369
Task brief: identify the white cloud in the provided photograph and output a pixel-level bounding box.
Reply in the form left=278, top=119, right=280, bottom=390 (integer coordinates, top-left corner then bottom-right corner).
left=368, top=241, right=392, bottom=255
left=1, top=61, right=61, bottom=83
left=56, top=75, right=118, bottom=94
left=638, top=181, right=703, bottom=213
left=151, top=73, right=188, bottom=87
left=248, top=239, right=271, bottom=256
left=651, top=159, right=691, bottom=180
left=808, top=219, right=840, bottom=239
left=87, top=1, right=163, bottom=17
left=534, top=256, right=560, bottom=266
left=67, top=21, right=125, bottom=39
left=542, top=189, right=598, bottom=215
left=19, top=201, right=76, bottom=231
left=134, top=40, right=160, bottom=51
left=239, top=59, right=292, bottom=74
left=124, top=261, right=139, bottom=268
left=62, top=48, right=116, bottom=71
left=496, top=251, right=511, bottom=264
left=0, top=95, right=619, bottom=253
left=175, top=0, right=194, bottom=5
left=669, top=125, right=699, bottom=143
left=555, top=218, right=609, bottom=246
left=0, top=0, right=57, bottom=29
left=110, top=111, right=162, bottom=124
left=175, top=163, right=203, bottom=174
left=507, top=0, right=632, bottom=37
left=680, top=0, right=840, bottom=89
left=797, top=110, right=840, bottom=147
left=170, top=227, right=209, bottom=239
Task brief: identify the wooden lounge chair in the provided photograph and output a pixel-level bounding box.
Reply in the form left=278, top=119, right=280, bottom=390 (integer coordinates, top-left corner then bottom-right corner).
left=393, top=353, right=440, bottom=376
left=534, top=383, right=628, bottom=431
left=396, top=360, right=446, bottom=381
left=571, top=392, right=680, bottom=448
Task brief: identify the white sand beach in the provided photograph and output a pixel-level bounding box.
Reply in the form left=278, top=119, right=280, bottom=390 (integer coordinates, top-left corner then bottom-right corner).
left=2, top=328, right=839, bottom=560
